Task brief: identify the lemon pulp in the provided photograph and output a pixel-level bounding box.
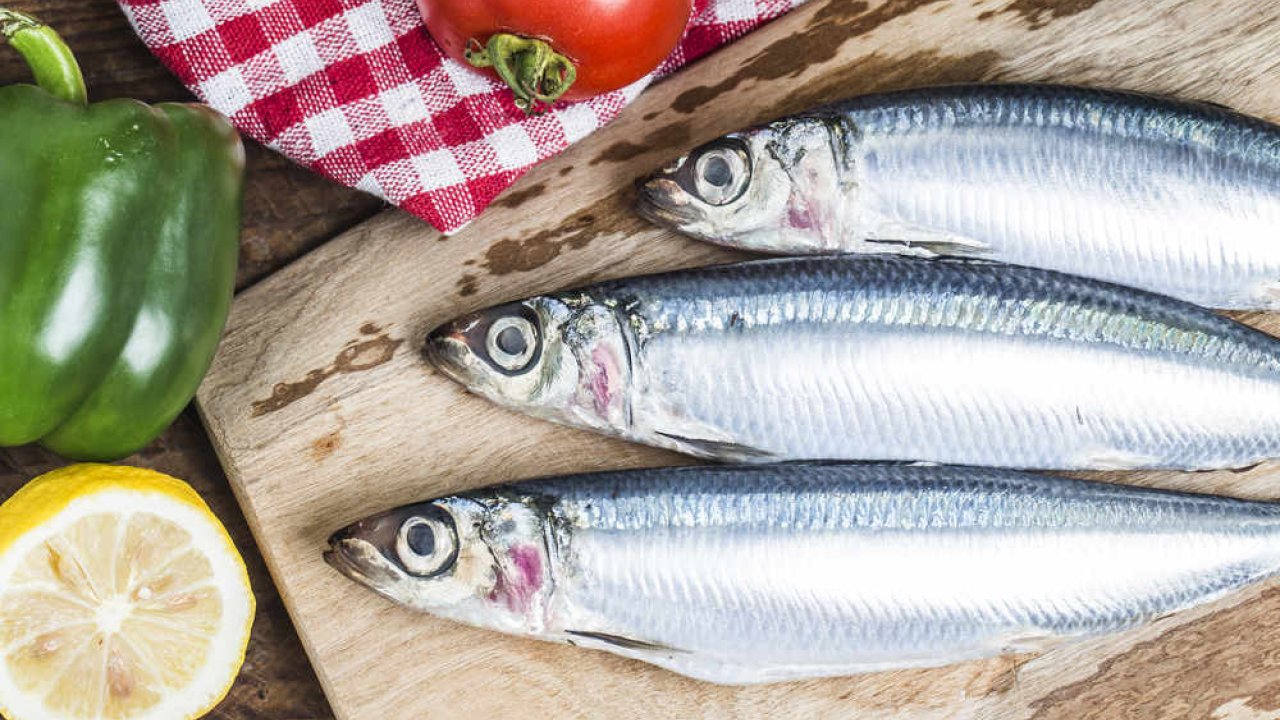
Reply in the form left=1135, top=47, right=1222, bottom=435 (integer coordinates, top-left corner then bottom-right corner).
left=0, top=464, right=254, bottom=720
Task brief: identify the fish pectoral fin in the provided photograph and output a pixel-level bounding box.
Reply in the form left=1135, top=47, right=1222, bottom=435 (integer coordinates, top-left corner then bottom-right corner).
left=1249, top=279, right=1280, bottom=309
left=997, top=630, right=1065, bottom=655
left=566, top=630, right=688, bottom=654
left=1073, top=449, right=1161, bottom=471
left=864, top=222, right=991, bottom=257
left=1228, top=461, right=1267, bottom=474
left=655, top=432, right=777, bottom=462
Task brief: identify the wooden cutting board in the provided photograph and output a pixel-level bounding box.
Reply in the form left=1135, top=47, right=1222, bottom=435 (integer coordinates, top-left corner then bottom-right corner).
left=196, top=1, right=1280, bottom=717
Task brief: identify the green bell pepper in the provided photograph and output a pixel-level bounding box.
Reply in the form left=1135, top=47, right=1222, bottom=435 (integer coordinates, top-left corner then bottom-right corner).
left=0, top=8, right=242, bottom=461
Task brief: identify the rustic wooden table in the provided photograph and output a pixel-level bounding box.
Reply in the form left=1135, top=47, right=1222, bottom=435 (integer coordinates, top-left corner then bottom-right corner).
left=0, top=0, right=377, bottom=715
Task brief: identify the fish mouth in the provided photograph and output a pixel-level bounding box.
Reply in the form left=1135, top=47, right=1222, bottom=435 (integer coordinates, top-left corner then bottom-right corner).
left=323, top=546, right=365, bottom=585
left=325, top=526, right=402, bottom=589
left=324, top=533, right=372, bottom=586
left=423, top=324, right=473, bottom=385
left=634, top=176, right=699, bottom=228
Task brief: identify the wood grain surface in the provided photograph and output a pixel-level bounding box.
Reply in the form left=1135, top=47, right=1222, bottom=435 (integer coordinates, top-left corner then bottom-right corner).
left=0, top=0, right=370, bottom=715
left=195, top=0, right=1280, bottom=718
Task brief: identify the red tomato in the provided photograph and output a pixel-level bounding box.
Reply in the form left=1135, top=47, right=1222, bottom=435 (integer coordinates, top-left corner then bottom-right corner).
left=418, top=0, right=693, bottom=108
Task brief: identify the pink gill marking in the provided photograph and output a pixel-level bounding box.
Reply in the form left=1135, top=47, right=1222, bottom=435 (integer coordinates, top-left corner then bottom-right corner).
left=590, top=346, right=619, bottom=417
left=787, top=199, right=816, bottom=231
left=489, top=545, right=544, bottom=615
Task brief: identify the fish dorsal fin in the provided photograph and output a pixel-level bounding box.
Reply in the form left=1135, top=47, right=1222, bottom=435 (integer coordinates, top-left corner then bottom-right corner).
left=566, top=630, right=687, bottom=654
left=655, top=432, right=777, bottom=462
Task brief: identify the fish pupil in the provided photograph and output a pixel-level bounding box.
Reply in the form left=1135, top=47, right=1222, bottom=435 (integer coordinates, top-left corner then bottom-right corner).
left=406, top=522, right=435, bottom=557
left=702, top=154, right=733, bottom=188
left=496, top=325, right=527, bottom=356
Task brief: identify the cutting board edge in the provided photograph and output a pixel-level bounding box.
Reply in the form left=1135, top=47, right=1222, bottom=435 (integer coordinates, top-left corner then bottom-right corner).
left=194, top=399, right=359, bottom=720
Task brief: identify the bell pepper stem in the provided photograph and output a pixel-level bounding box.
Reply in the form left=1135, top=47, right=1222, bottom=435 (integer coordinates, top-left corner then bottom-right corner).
left=0, top=7, right=87, bottom=105
left=465, top=32, right=576, bottom=113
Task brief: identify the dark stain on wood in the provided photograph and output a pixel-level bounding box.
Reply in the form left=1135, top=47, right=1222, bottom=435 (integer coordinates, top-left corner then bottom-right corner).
left=251, top=325, right=404, bottom=417
left=457, top=273, right=479, bottom=297
left=251, top=368, right=329, bottom=417
left=311, top=431, right=342, bottom=461
left=483, top=212, right=599, bottom=276
left=671, top=0, right=945, bottom=114
left=494, top=182, right=547, bottom=209
left=781, top=49, right=1005, bottom=117
left=478, top=190, right=652, bottom=278
left=1028, top=586, right=1280, bottom=719
left=594, top=141, right=650, bottom=165
left=558, top=165, right=574, bottom=176
left=591, top=122, right=692, bottom=165
left=980, top=0, right=1104, bottom=28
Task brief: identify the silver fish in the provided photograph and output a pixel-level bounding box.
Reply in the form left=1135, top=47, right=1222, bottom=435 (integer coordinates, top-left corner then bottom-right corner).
left=326, top=463, right=1280, bottom=684
left=636, top=84, right=1280, bottom=309
left=426, top=255, right=1280, bottom=470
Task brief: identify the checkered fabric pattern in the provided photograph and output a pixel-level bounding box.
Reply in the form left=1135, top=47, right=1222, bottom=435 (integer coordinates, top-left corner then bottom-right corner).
left=117, top=0, right=806, bottom=233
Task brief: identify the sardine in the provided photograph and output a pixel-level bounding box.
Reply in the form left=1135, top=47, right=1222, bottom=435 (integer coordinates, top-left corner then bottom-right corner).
left=636, top=84, right=1280, bottom=309
left=326, top=463, right=1280, bottom=684
left=426, top=255, right=1280, bottom=470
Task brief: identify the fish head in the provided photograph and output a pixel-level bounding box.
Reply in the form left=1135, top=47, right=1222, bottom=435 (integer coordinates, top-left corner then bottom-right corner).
left=425, top=295, right=632, bottom=436
left=326, top=492, right=554, bottom=634
left=636, top=117, right=851, bottom=252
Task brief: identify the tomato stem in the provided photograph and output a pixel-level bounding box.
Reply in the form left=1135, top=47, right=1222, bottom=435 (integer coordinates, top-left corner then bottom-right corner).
left=465, top=33, right=577, bottom=113
left=0, top=7, right=87, bottom=105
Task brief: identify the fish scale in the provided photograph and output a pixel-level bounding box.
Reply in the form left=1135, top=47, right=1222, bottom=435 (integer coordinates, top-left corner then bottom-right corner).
left=428, top=256, right=1280, bottom=469
left=466, top=463, right=1280, bottom=682
left=558, top=256, right=1280, bottom=469
left=849, top=88, right=1280, bottom=306
left=638, top=85, right=1280, bottom=309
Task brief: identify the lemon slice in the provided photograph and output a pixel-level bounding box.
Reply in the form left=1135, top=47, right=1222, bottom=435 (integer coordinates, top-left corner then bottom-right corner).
left=0, top=464, right=254, bottom=720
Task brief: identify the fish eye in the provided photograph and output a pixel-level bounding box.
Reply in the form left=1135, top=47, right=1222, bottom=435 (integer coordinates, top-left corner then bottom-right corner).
left=692, top=141, right=751, bottom=206
left=701, top=154, right=733, bottom=187
left=396, top=514, right=458, bottom=578
left=485, top=315, right=538, bottom=372
left=496, top=325, right=525, bottom=355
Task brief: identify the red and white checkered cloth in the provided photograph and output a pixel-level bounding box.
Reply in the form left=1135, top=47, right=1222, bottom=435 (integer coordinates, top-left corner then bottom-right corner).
left=117, top=0, right=805, bottom=233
